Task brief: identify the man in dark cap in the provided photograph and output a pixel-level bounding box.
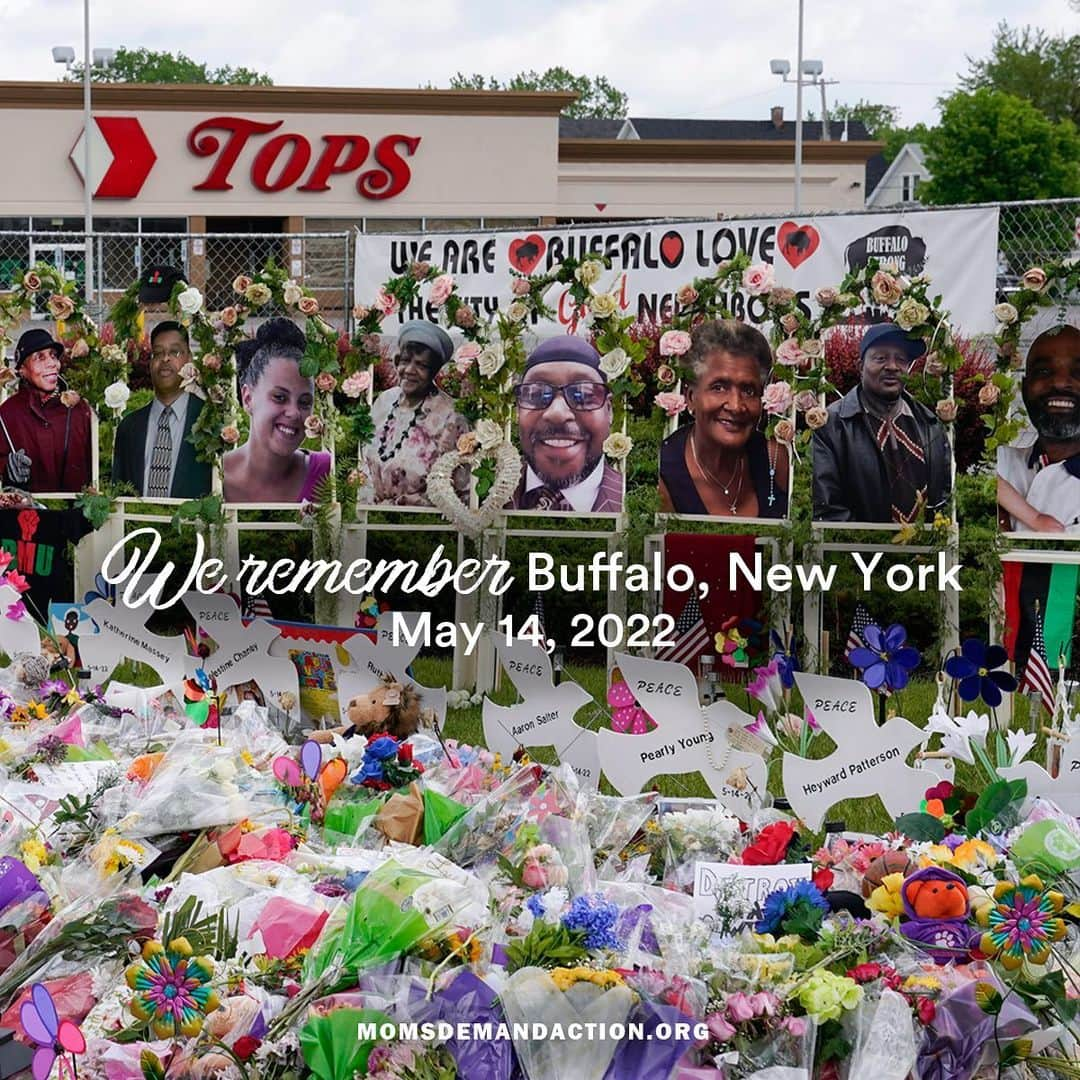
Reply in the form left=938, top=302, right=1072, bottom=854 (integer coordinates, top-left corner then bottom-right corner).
left=508, top=337, right=623, bottom=513
left=813, top=322, right=951, bottom=523
left=0, top=329, right=93, bottom=492
left=111, top=320, right=210, bottom=499
left=138, top=265, right=184, bottom=305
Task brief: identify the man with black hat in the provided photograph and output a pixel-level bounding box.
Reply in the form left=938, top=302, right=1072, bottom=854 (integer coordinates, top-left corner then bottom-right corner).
left=138, top=265, right=184, bottom=306
left=111, top=320, right=211, bottom=499
left=813, top=322, right=951, bottom=523
left=508, top=337, right=623, bottom=513
left=0, top=329, right=93, bottom=493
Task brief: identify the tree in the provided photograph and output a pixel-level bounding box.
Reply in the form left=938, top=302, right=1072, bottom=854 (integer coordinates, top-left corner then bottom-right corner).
left=961, top=22, right=1080, bottom=128
left=447, top=67, right=628, bottom=119
left=920, top=88, right=1080, bottom=204
left=68, top=47, right=272, bottom=85
left=824, top=100, right=901, bottom=139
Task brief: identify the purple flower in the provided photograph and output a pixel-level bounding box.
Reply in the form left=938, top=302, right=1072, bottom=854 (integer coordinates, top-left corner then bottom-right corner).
left=849, top=623, right=921, bottom=692
left=770, top=628, right=800, bottom=690
left=944, top=639, right=1017, bottom=708
left=40, top=679, right=70, bottom=697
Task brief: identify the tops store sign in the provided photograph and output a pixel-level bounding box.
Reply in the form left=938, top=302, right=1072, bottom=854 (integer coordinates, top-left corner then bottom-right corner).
left=7, top=107, right=558, bottom=216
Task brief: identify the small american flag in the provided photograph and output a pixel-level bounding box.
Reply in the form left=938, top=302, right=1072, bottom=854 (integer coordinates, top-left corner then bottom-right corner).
left=243, top=592, right=273, bottom=620
left=657, top=594, right=710, bottom=667
left=1020, top=609, right=1056, bottom=716
left=845, top=602, right=873, bottom=659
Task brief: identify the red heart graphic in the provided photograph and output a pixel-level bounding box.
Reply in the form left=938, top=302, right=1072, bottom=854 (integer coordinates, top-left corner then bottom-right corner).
left=777, top=221, right=820, bottom=269
left=594, top=203, right=607, bottom=211
left=659, top=231, right=684, bottom=268
left=508, top=234, right=546, bottom=274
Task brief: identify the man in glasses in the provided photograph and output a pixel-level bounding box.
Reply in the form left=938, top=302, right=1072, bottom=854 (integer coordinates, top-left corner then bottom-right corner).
left=813, top=322, right=951, bottom=523
left=507, top=337, right=623, bottom=513
left=112, top=321, right=211, bottom=498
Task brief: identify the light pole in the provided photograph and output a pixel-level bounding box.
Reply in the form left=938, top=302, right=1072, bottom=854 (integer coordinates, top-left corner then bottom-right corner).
left=770, top=23, right=837, bottom=213
left=52, top=25, right=114, bottom=306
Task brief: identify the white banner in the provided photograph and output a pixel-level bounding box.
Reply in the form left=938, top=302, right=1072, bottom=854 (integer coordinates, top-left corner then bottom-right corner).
left=354, top=206, right=999, bottom=337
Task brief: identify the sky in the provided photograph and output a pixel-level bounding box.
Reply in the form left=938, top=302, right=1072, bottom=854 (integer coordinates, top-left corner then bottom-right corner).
left=0, top=0, right=1075, bottom=128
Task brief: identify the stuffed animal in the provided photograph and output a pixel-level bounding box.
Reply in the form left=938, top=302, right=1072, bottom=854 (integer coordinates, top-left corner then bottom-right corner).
left=12, top=651, right=51, bottom=688
left=308, top=676, right=423, bottom=744
left=861, top=850, right=913, bottom=898
left=898, top=866, right=979, bottom=964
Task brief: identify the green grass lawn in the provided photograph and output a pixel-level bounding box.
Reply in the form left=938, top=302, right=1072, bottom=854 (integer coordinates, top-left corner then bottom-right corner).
left=415, top=657, right=1043, bottom=838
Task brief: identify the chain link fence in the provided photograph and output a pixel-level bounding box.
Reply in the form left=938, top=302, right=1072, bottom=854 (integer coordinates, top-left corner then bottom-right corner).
left=0, top=230, right=353, bottom=344
left=1, top=200, right=1077, bottom=347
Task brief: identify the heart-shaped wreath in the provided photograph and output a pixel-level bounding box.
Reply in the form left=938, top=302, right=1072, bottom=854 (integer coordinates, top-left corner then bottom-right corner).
left=427, top=442, right=521, bottom=537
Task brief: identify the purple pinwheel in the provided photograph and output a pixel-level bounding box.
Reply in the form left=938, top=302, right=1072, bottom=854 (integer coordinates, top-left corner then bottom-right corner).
left=848, top=623, right=921, bottom=692
left=20, top=982, right=85, bottom=1080
left=943, top=639, right=1018, bottom=708
left=770, top=628, right=800, bottom=690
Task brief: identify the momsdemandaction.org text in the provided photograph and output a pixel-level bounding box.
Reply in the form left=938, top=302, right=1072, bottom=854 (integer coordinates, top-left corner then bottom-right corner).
left=357, top=1020, right=710, bottom=1043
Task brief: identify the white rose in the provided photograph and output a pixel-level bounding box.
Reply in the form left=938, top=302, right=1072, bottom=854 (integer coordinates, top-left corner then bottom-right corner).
left=282, top=281, right=303, bottom=306
left=477, top=344, right=505, bottom=378
left=603, top=432, right=632, bottom=460
left=994, top=302, right=1018, bottom=325
left=474, top=419, right=504, bottom=450
left=574, top=259, right=603, bottom=286
left=598, top=348, right=630, bottom=380
left=103, top=380, right=131, bottom=413
left=177, top=287, right=203, bottom=315
left=506, top=301, right=529, bottom=323
left=589, top=292, right=619, bottom=318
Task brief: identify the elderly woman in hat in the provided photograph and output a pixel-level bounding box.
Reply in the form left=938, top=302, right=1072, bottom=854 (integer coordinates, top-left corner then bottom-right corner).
left=359, top=320, right=471, bottom=506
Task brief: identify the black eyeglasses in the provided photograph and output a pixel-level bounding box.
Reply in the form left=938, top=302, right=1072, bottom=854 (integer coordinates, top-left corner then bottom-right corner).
left=514, top=381, right=610, bottom=411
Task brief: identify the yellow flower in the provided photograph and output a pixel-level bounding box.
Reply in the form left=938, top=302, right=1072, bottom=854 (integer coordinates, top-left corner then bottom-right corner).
left=903, top=974, right=942, bottom=994
left=240, top=750, right=255, bottom=768
left=10, top=706, right=29, bottom=725
left=550, top=967, right=625, bottom=992
left=921, top=844, right=955, bottom=866
left=950, top=838, right=998, bottom=872
left=63, top=689, right=83, bottom=707
left=892, top=524, right=917, bottom=545
left=27, top=701, right=48, bottom=721
left=20, top=835, right=48, bottom=873
left=868, top=872, right=906, bottom=920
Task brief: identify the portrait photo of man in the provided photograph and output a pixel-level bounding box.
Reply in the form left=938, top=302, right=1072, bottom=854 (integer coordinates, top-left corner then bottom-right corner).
left=506, top=337, right=623, bottom=514
left=0, top=328, right=93, bottom=493
left=111, top=321, right=212, bottom=499
left=997, top=320, right=1080, bottom=533
left=813, top=322, right=951, bottom=524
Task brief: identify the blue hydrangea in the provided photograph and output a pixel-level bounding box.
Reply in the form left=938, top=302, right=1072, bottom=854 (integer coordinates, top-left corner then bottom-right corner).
left=561, top=895, right=623, bottom=950
left=755, top=880, right=830, bottom=935
left=526, top=894, right=545, bottom=918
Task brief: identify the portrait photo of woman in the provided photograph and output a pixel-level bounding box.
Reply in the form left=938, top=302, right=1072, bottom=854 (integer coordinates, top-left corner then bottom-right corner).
left=658, top=319, right=789, bottom=519
left=223, top=318, right=332, bottom=504
left=359, top=320, right=471, bottom=507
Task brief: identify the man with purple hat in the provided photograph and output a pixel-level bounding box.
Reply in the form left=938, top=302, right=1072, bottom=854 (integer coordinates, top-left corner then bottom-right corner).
left=813, top=322, right=950, bottom=523
left=508, top=337, right=623, bottom=513
left=0, top=329, right=93, bottom=492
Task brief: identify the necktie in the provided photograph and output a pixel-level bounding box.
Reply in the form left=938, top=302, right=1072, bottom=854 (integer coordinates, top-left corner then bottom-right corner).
left=147, top=405, right=174, bottom=498
left=522, top=485, right=571, bottom=512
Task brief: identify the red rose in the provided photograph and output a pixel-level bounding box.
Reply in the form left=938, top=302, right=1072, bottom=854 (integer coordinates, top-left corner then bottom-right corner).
left=812, top=867, right=835, bottom=893
left=847, top=962, right=882, bottom=984
left=397, top=743, right=414, bottom=765
left=925, top=781, right=954, bottom=801
left=740, top=821, right=796, bottom=866
left=916, top=997, right=936, bottom=1025
left=233, top=1036, right=261, bottom=1061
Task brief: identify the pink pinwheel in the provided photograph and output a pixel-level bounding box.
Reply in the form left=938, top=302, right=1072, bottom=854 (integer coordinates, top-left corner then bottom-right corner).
left=20, top=982, right=85, bottom=1080
left=606, top=679, right=656, bottom=734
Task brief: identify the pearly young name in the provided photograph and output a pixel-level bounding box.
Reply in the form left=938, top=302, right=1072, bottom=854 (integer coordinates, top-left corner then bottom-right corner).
left=729, top=551, right=962, bottom=593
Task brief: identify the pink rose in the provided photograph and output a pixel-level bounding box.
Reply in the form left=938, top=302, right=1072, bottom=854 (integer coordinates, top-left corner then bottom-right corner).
left=298, top=296, right=320, bottom=316
left=978, top=383, right=999, bottom=406
left=352, top=303, right=370, bottom=320
left=429, top=274, right=454, bottom=307
left=304, top=415, right=325, bottom=438
left=375, top=287, right=399, bottom=317
left=815, top=286, right=840, bottom=307
left=361, top=333, right=382, bottom=354
left=221, top=306, right=238, bottom=328
left=726, top=993, right=756, bottom=1024
left=676, top=284, right=698, bottom=306
left=761, top=381, right=794, bottom=416
left=232, top=275, right=252, bottom=294
left=454, top=343, right=481, bottom=373
left=774, top=418, right=796, bottom=443
left=511, top=276, right=531, bottom=297
left=59, top=389, right=80, bottom=408
left=454, top=306, right=477, bottom=328
left=656, top=363, right=677, bottom=386
left=315, top=372, right=337, bottom=393
left=794, top=390, right=818, bottom=412
left=341, top=371, right=371, bottom=398
left=780, top=313, right=800, bottom=335
left=935, top=399, right=958, bottom=422
left=659, top=330, right=692, bottom=357
left=774, top=338, right=807, bottom=367
left=805, top=406, right=828, bottom=429
left=410, top=260, right=431, bottom=279
left=21, top=271, right=42, bottom=292
left=654, top=391, right=687, bottom=417
left=783, top=1016, right=808, bottom=1037
left=1021, top=267, right=1048, bottom=293
left=742, top=263, right=775, bottom=296
left=202, top=354, right=222, bottom=372
left=48, top=294, right=75, bottom=320
left=521, top=860, right=547, bottom=889
left=221, top=425, right=240, bottom=445
left=767, top=286, right=796, bottom=307
left=707, top=1013, right=736, bottom=1042
left=69, top=338, right=89, bottom=359
left=750, top=992, right=778, bottom=1017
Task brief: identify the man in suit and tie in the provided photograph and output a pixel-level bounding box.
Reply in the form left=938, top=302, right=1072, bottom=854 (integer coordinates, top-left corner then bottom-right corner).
left=507, top=337, right=623, bottom=513
left=112, top=321, right=211, bottom=499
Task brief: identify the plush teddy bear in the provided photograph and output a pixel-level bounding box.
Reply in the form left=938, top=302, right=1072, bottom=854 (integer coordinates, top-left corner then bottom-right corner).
left=898, top=866, right=979, bottom=964
left=308, top=676, right=423, bottom=744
